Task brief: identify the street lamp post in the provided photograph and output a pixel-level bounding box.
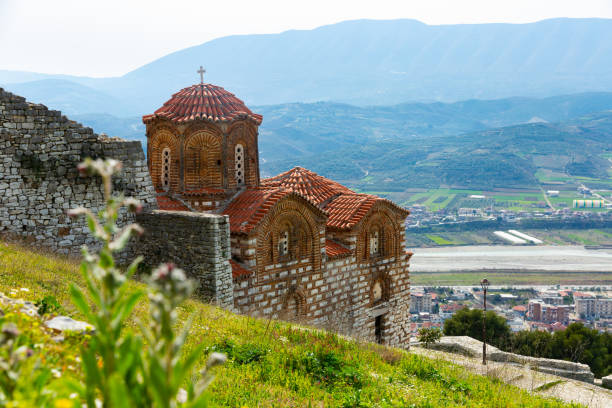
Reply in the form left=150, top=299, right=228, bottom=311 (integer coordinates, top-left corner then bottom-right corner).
left=480, top=278, right=490, bottom=365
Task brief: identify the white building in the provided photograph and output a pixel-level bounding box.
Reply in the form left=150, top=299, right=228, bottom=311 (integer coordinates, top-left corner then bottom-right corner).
left=576, top=298, right=612, bottom=319
left=410, top=292, right=432, bottom=313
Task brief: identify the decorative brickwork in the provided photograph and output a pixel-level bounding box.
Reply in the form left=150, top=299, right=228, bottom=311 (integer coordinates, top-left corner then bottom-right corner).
left=143, top=84, right=261, bottom=211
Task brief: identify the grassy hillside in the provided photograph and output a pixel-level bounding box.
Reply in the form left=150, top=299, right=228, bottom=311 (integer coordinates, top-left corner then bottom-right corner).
left=0, top=240, right=579, bottom=407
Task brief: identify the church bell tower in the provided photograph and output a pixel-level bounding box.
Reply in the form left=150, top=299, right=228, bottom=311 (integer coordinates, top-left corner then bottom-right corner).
left=142, top=67, right=263, bottom=211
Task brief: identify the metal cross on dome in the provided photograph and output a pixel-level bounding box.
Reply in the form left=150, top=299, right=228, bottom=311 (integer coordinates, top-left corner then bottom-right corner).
left=197, top=66, right=206, bottom=84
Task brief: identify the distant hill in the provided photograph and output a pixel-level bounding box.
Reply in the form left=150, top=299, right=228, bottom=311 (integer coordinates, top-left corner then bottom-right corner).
left=3, top=18, right=612, bottom=114
left=63, top=92, right=612, bottom=193
left=263, top=110, right=612, bottom=191
left=6, top=80, right=129, bottom=116
left=255, top=92, right=612, bottom=164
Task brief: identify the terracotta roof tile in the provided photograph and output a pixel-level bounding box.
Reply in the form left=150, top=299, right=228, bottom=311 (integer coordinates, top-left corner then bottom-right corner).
left=230, top=259, right=252, bottom=279
left=156, top=195, right=190, bottom=211
left=324, top=193, right=378, bottom=229
left=143, top=83, right=262, bottom=125
left=261, top=167, right=408, bottom=230
left=325, top=239, right=352, bottom=258
left=261, top=167, right=352, bottom=206
left=222, top=188, right=292, bottom=234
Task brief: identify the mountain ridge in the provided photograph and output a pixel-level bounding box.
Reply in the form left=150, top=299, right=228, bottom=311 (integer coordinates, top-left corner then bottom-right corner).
left=3, top=18, right=612, bottom=114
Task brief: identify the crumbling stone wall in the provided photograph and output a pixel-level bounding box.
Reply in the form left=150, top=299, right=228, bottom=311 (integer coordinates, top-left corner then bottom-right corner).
left=0, top=88, right=157, bottom=255
left=134, top=210, right=233, bottom=308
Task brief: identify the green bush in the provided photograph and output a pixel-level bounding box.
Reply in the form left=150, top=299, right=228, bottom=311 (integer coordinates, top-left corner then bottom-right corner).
left=417, top=327, right=442, bottom=348
left=35, top=295, right=63, bottom=316
left=211, top=339, right=269, bottom=365
left=443, top=308, right=511, bottom=349
left=444, top=307, right=612, bottom=378
left=287, top=347, right=365, bottom=389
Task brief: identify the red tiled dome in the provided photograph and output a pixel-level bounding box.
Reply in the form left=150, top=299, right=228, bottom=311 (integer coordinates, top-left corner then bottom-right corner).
left=143, top=83, right=262, bottom=125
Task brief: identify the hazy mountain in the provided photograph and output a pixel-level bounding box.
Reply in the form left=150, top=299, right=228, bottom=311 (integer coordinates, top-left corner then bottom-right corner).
left=3, top=18, right=612, bottom=115
left=5, top=80, right=129, bottom=116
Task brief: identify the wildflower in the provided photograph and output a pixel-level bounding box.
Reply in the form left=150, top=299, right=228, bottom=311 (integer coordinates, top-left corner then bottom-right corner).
left=205, top=352, right=227, bottom=370
left=51, top=368, right=62, bottom=378
left=19, top=288, right=30, bottom=292
left=124, top=197, right=143, bottom=213
left=54, top=398, right=72, bottom=408
left=177, top=388, right=188, bottom=403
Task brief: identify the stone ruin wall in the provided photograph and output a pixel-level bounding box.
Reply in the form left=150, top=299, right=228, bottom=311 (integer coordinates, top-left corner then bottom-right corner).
left=134, top=211, right=234, bottom=308
left=0, top=88, right=157, bottom=256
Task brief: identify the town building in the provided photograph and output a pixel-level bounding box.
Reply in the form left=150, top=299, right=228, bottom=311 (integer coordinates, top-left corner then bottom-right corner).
left=576, top=298, right=612, bottom=319
left=528, top=300, right=570, bottom=325
left=142, top=77, right=412, bottom=346
left=410, top=292, right=432, bottom=313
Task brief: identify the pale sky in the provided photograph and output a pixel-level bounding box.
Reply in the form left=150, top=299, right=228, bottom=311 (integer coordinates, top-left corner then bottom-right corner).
left=1, top=0, right=612, bottom=78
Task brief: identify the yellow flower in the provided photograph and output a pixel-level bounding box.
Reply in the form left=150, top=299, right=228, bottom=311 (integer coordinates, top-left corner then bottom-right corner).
left=54, top=398, right=73, bottom=408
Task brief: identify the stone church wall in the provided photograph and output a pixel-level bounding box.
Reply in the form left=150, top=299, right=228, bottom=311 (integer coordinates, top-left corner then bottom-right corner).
left=232, top=247, right=411, bottom=348
left=0, top=88, right=157, bottom=255
left=134, top=210, right=234, bottom=308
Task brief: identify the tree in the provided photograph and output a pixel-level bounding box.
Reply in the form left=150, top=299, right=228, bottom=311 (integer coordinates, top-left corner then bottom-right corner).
left=418, top=327, right=443, bottom=348
left=443, top=308, right=511, bottom=349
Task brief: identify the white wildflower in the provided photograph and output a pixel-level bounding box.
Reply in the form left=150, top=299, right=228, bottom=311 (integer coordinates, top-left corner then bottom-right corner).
left=176, top=388, right=188, bottom=403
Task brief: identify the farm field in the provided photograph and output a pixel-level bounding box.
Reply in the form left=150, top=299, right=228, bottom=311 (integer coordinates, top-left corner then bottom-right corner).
left=376, top=187, right=612, bottom=213
left=410, top=270, right=612, bottom=286
left=406, top=228, right=612, bottom=247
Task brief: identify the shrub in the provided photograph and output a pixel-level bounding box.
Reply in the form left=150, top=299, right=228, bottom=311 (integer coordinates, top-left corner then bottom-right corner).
left=211, top=339, right=269, bottom=365
left=417, top=327, right=442, bottom=348
left=287, top=347, right=365, bottom=389
left=443, top=308, right=511, bottom=349
left=35, top=295, right=62, bottom=316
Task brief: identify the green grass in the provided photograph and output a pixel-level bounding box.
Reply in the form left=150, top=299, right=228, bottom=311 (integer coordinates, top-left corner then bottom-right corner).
left=0, top=241, right=580, bottom=407
left=411, top=271, right=612, bottom=286
left=425, top=234, right=461, bottom=246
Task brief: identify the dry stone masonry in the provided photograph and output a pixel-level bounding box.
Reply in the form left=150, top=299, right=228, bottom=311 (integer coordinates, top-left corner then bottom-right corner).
left=0, top=88, right=157, bottom=255
left=134, top=210, right=233, bottom=308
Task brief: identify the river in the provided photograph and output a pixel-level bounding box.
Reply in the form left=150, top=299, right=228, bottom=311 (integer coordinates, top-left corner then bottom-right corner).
left=409, top=245, right=612, bottom=273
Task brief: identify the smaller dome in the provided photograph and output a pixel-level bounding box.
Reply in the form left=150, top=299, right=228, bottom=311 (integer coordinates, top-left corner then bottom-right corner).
left=143, top=83, right=262, bottom=125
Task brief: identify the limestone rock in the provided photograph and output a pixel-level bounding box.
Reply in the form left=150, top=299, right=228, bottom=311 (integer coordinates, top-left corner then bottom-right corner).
left=45, top=316, right=94, bottom=333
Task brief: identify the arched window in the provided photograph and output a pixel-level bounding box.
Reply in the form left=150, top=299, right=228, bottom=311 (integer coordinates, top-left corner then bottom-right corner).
left=161, top=147, right=171, bottom=190
left=370, top=229, right=380, bottom=256
left=286, top=295, right=299, bottom=319
left=235, top=144, right=245, bottom=186
left=279, top=230, right=289, bottom=256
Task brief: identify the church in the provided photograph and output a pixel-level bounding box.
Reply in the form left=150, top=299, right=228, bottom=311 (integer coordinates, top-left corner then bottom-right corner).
left=142, top=71, right=412, bottom=346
